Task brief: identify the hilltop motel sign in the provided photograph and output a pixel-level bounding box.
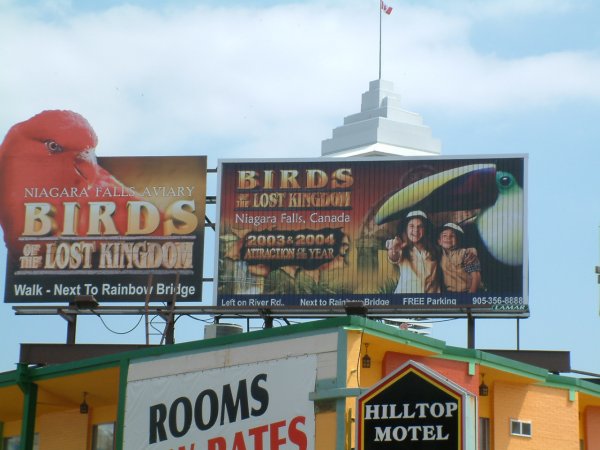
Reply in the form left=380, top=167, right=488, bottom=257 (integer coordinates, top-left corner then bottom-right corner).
left=356, top=361, right=476, bottom=450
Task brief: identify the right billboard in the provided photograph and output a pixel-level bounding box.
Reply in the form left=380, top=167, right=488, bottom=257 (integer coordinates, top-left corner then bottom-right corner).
left=215, top=155, right=527, bottom=317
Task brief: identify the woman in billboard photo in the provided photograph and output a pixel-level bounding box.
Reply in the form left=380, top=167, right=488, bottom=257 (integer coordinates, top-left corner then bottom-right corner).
left=385, top=210, right=441, bottom=294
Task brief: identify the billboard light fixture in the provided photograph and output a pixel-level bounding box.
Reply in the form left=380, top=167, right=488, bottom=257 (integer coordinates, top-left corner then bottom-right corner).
left=72, top=295, right=98, bottom=310
left=345, top=301, right=367, bottom=317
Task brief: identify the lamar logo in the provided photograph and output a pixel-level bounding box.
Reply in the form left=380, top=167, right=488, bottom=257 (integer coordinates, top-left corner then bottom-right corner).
left=356, top=361, right=471, bottom=450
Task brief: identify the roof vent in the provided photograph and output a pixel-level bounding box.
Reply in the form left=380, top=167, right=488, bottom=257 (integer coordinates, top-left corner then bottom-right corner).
left=204, top=323, right=244, bottom=339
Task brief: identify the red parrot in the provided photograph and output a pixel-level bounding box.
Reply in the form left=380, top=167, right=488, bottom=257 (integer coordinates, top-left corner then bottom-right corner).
left=0, top=110, right=161, bottom=259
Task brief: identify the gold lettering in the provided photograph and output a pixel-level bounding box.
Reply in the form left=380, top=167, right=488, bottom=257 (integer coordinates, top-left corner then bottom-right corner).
left=88, top=202, right=118, bottom=235
left=263, top=170, right=274, bottom=189
left=237, top=170, right=258, bottom=189
left=280, top=170, right=300, bottom=189
left=306, top=169, right=328, bottom=189
left=331, top=168, right=353, bottom=188
left=23, top=203, right=56, bottom=236
left=62, top=202, right=80, bottom=235
left=126, top=201, right=161, bottom=235
left=164, top=200, right=198, bottom=235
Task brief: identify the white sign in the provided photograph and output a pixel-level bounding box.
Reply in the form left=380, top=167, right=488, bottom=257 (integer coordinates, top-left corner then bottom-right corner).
left=123, top=355, right=316, bottom=450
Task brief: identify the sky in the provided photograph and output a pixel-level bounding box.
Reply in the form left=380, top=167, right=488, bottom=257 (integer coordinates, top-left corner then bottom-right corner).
left=0, top=0, right=599, bottom=375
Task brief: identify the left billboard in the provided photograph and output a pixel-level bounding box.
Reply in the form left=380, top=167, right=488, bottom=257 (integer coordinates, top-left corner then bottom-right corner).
left=0, top=110, right=206, bottom=303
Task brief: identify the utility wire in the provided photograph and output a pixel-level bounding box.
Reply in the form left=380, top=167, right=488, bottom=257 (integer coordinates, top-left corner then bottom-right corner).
left=95, top=313, right=144, bottom=335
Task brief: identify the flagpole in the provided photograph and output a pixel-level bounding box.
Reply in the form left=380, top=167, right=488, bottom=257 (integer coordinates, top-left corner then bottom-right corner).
left=378, top=0, right=382, bottom=80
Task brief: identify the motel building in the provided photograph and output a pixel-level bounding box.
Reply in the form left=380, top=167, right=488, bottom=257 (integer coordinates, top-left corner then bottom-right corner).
left=1, top=316, right=600, bottom=449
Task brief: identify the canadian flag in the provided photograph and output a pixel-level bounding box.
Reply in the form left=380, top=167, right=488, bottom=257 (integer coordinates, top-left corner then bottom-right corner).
left=380, top=0, right=393, bottom=14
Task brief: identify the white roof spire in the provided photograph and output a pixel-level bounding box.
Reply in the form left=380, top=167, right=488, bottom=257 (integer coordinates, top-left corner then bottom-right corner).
left=321, top=79, right=441, bottom=157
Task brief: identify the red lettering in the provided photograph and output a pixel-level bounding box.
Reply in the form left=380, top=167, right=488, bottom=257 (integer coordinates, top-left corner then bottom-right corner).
left=248, top=424, right=269, bottom=450
left=232, top=431, right=247, bottom=450
left=289, top=416, right=308, bottom=450
left=177, top=445, right=195, bottom=450
left=207, top=417, right=308, bottom=450
left=270, top=420, right=287, bottom=450
left=208, top=437, right=226, bottom=450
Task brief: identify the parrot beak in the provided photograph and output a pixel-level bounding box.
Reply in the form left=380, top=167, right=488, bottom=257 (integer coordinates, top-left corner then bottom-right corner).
left=374, top=163, right=498, bottom=225
left=74, top=148, right=99, bottom=182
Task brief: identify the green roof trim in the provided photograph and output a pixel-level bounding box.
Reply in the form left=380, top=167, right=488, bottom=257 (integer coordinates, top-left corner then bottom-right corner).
left=441, top=345, right=547, bottom=381
left=0, top=370, right=19, bottom=388
left=344, top=316, right=447, bottom=354
left=0, top=317, right=598, bottom=401
left=27, top=356, right=120, bottom=381
left=545, top=373, right=600, bottom=396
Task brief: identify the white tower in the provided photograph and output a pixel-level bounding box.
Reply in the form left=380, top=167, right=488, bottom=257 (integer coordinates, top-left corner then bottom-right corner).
left=321, top=79, right=441, bottom=157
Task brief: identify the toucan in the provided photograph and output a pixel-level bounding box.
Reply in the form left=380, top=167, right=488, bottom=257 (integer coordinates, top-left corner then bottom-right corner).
left=374, top=162, right=525, bottom=292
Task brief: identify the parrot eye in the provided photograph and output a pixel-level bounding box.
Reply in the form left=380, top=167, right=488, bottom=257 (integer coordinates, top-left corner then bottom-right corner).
left=45, top=140, right=64, bottom=154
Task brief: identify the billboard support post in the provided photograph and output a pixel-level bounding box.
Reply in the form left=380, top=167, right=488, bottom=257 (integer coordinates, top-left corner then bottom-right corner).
left=164, top=306, right=175, bottom=345
left=467, top=314, right=475, bottom=349
left=157, top=305, right=175, bottom=345
left=64, top=307, right=77, bottom=345
left=144, top=274, right=153, bottom=346
left=517, top=318, right=521, bottom=350
left=63, top=296, right=99, bottom=344
left=161, top=272, right=180, bottom=345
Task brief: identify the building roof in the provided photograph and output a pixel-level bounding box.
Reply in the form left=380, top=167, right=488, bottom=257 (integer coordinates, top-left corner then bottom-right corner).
left=1, top=316, right=600, bottom=422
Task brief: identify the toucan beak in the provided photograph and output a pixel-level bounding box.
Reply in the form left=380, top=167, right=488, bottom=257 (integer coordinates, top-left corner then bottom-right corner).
left=375, top=163, right=524, bottom=267
left=374, top=163, right=498, bottom=225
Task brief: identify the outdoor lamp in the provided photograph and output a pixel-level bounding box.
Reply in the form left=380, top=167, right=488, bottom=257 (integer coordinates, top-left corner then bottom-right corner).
left=80, top=392, right=89, bottom=414
left=479, top=375, right=489, bottom=397
left=362, top=343, right=371, bottom=369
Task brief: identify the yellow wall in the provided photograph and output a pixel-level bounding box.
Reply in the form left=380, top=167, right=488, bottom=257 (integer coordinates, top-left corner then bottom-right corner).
left=3, top=406, right=116, bottom=450
left=584, top=406, right=600, bottom=449
left=2, top=420, right=21, bottom=437
left=493, top=382, right=579, bottom=450
left=5, top=400, right=342, bottom=450
left=315, top=410, right=337, bottom=450
left=37, top=409, right=89, bottom=450
left=479, top=391, right=491, bottom=418
left=91, top=405, right=117, bottom=425
left=346, top=329, right=385, bottom=450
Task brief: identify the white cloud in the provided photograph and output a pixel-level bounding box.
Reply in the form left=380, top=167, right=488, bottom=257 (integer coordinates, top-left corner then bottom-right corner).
left=0, top=1, right=599, bottom=156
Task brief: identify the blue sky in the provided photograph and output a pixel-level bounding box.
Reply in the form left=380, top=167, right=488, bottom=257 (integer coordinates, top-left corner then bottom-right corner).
left=1, top=0, right=599, bottom=374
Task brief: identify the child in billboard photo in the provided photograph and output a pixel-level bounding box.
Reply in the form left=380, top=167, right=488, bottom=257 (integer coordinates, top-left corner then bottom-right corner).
left=385, top=210, right=441, bottom=294
left=437, top=223, right=481, bottom=293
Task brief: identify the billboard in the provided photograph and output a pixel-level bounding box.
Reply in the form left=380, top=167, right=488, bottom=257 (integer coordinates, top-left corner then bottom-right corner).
left=214, top=156, right=527, bottom=316
left=0, top=109, right=206, bottom=303
left=123, top=355, right=316, bottom=450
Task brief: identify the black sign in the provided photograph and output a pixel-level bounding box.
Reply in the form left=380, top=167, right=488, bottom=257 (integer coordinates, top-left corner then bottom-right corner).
left=357, top=361, right=465, bottom=450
